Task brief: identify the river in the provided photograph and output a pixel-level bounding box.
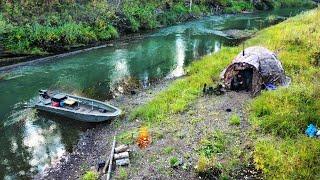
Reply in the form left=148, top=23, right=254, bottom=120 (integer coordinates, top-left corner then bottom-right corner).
left=0, top=8, right=306, bottom=179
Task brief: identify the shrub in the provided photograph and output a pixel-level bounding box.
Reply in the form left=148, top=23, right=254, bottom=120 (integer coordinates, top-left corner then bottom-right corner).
left=123, top=1, right=158, bottom=31
left=224, top=0, right=254, bottom=14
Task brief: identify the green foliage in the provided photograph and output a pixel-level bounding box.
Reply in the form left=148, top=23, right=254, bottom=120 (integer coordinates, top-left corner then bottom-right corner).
left=273, top=0, right=316, bottom=9
left=82, top=171, right=98, bottom=180
left=224, top=0, right=254, bottom=14
left=0, top=0, right=315, bottom=55
left=3, top=22, right=118, bottom=54
left=122, top=0, right=159, bottom=31
left=229, top=114, right=241, bottom=126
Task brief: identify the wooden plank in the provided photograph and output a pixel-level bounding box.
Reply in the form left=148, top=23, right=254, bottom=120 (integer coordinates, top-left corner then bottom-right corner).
left=107, top=136, right=116, bottom=180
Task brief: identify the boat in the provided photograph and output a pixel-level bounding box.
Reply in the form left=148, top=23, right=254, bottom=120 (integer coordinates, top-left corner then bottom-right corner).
left=35, top=90, right=121, bottom=122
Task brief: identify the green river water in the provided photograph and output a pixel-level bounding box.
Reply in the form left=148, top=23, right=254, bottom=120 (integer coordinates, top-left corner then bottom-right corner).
left=0, top=8, right=306, bottom=179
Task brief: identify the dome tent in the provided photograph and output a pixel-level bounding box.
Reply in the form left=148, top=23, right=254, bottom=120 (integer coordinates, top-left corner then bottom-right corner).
left=221, top=46, right=288, bottom=96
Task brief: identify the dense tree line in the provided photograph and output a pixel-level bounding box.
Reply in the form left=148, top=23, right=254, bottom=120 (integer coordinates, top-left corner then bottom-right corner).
left=0, top=0, right=316, bottom=55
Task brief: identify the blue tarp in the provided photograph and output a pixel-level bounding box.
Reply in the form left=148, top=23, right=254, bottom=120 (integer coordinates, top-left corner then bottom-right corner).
left=265, top=83, right=277, bottom=91
left=305, top=124, right=318, bottom=137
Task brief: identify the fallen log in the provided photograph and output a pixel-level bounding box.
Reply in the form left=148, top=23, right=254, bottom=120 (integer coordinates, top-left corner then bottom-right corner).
left=115, top=145, right=129, bottom=153
left=116, top=158, right=130, bottom=166
left=114, top=152, right=129, bottom=160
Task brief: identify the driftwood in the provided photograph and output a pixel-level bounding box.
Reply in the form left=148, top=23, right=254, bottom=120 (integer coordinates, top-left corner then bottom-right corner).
left=107, top=136, right=116, bottom=180
left=114, top=152, right=129, bottom=160
left=115, top=145, right=129, bottom=153
left=116, top=158, right=130, bottom=166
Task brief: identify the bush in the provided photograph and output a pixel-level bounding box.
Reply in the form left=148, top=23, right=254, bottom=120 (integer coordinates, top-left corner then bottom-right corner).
left=224, top=0, right=254, bottom=14
left=123, top=1, right=158, bottom=31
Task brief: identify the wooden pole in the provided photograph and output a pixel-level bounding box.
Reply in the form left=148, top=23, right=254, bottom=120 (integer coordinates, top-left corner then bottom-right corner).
left=102, top=157, right=110, bottom=174
left=107, top=136, right=116, bottom=180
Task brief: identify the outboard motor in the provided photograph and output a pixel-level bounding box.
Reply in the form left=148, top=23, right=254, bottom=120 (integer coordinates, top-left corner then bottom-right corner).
left=39, top=89, right=50, bottom=99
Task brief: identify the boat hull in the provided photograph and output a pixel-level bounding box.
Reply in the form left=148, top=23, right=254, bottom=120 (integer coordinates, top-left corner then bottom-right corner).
left=35, top=94, right=121, bottom=122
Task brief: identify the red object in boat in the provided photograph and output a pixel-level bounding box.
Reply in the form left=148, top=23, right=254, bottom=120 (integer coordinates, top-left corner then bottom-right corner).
left=52, top=101, right=60, bottom=107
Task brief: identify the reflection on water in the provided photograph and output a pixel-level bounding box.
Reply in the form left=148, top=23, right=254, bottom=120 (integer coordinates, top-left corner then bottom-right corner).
left=167, top=36, right=186, bottom=78
left=23, top=121, right=65, bottom=172
left=0, top=8, right=307, bottom=179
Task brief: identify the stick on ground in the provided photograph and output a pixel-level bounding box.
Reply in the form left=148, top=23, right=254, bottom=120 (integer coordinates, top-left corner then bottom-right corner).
left=107, top=136, right=116, bottom=180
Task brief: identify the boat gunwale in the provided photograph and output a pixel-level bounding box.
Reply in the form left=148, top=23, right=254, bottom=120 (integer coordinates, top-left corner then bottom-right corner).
left=36, top=94, right=121, bottom=117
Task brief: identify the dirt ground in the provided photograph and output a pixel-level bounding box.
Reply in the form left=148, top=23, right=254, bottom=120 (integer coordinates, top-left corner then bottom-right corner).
left=37, top=80, right=262, bottom=180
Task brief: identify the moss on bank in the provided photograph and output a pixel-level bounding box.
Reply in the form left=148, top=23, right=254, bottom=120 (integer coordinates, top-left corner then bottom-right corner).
left=131, top=7, right=320, bottom=179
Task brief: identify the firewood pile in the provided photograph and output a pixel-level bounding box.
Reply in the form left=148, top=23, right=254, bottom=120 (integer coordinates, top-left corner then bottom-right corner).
left=99, top=136, right=130, bottom=180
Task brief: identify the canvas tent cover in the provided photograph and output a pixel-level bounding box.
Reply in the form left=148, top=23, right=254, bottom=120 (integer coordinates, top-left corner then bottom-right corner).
left=221, top=46, right=288, bottom=95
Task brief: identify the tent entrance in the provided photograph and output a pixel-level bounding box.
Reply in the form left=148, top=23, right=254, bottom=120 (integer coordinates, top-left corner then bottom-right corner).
left=230, top=68, right=253, bottom=91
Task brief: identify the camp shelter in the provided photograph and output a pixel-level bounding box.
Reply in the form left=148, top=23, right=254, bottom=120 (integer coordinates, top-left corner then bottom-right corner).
left=221, top=46, right=289, bottom=96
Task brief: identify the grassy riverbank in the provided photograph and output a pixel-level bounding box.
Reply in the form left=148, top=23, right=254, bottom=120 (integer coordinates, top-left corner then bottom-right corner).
left=0, top=0, right=316, bottom=56
left=130, top=7, right=320, bottom=179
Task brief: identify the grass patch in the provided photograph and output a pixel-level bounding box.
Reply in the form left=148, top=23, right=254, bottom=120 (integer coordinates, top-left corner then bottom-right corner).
left=82, top=171, right=98, bottom=180
left=117, top=129, right=138, bottom=145
left=199, top=131, right=226, bottom=158
left=254, top=136, right=320, bottom=179
left=169, top=156, right=180, bottom=168
left=163, top=146, right=174, bottom=155
left=115, top=167, right=128, bottom=180
left=229, top=114, right=241, bottom=126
